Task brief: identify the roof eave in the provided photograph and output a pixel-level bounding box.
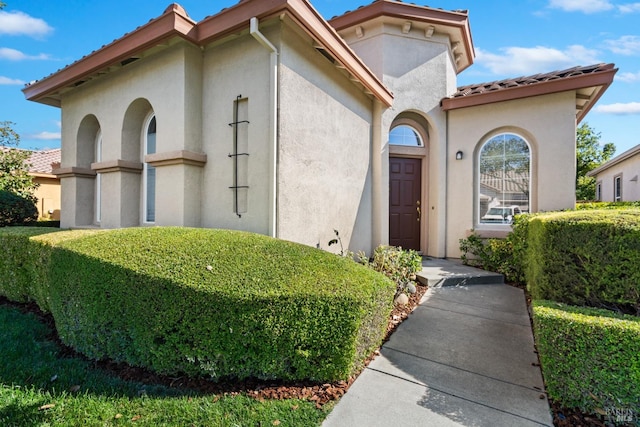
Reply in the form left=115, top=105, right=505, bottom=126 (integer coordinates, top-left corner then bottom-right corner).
left=197, top=0, right=393, bottom=107
left=23, top=0, right=393, bottom=109
left=30, top=172, right=58, bottom=179
left=328, top=0, right=475, bottom=74
left=441, top=66, right=618, bottom=117
left=22, top=7, right=198, bottom=105
left=587, top=143, right=640, bottom=176
left=287, top=0, right=393, bottom=106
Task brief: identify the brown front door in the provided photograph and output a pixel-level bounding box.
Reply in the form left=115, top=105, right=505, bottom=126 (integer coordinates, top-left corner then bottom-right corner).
left=389, top=157, right=422, bottom=251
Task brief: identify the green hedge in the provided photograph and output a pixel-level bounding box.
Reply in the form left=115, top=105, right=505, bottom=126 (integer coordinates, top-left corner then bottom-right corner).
left=0, top=227, right=394, bottom=382
left=0, top=190, right=38, bottom=227
left=0, top=228, right=101, bottom=311
left=532, top=300, right=640, bottom=413
left=576, top=201, right=640, bottom=210
left=526, top=210, right=640, bottom=310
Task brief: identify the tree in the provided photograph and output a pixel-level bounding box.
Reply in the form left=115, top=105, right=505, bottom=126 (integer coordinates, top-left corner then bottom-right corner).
left=0, top=121, right=39, bottom=199
left=576, top=123, right=616, bottom=201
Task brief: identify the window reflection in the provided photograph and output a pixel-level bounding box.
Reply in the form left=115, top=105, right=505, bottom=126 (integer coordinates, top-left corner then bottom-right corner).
left=479, top=133, right=530, bottom=224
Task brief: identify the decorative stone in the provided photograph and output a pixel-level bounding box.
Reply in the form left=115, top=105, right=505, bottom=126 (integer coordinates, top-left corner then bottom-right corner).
left=394, top=293, right=409, bottom=306
left=405, top=282, right=417, bottom=294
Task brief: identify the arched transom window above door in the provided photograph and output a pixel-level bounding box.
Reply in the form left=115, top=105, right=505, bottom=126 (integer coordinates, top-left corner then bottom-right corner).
left=389, top=124, right=424, bottom=147
left=478, top=133, right=530, bottom=225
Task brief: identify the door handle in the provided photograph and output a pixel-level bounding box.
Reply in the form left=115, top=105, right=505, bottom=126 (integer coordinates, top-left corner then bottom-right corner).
left=416, top=201, right=421, bottom=222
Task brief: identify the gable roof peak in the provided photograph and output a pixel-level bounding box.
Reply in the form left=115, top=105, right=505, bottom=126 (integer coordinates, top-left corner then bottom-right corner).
left=163, top=3, right=190, bottom=18
left=329, top=0, right=474, bottom=73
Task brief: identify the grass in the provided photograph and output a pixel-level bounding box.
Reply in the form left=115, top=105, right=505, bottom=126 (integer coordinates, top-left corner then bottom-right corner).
left=0, top=304, right=328, bottom=426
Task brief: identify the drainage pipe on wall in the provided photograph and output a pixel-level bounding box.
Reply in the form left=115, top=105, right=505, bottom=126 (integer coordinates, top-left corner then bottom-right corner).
left=371, top=100, right=384, bottom=253
left=250, top=17, right=279, bottom=238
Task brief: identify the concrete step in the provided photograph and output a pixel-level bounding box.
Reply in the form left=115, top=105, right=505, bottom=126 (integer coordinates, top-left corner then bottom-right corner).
left=415, top=258, right=504, bottom=288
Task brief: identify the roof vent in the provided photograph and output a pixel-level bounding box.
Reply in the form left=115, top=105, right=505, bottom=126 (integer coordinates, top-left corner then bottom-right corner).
left=120, top=57, right=140, bottom=66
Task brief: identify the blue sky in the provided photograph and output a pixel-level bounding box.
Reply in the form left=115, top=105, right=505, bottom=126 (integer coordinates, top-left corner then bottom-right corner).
left=1, top=0, right=639, bottom=155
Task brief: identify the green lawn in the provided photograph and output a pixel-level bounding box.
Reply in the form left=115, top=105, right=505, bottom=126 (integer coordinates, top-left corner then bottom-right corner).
left=0, top=304, right=327, bottom=426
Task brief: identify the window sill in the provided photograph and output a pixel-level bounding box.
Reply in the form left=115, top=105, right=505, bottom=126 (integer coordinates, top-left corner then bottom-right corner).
left=469, top=226, right=511, bottom=239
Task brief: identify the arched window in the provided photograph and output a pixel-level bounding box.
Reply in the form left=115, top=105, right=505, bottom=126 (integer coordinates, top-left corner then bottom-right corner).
left=95, top=130, right=102, bottom=224
left=389, top=124, right=423, bottom=147
left=143, top=114, right=156, bottom=223
left=478, top=133, right=530, bottom=225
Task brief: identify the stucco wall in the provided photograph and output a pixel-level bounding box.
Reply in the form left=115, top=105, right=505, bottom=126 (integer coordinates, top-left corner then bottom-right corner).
left=447, top=91, right=578, bottom=257
left=344, top=24, right=458, bottom=257
left=277, top=22, right=374, bottom=254
left=593, top=154, right=640, bottom=202
left=33, top=176, right=60, bottom=220
left=200, top=28, right=274, bottom=235
left=60, top=41, right=204, bottom=229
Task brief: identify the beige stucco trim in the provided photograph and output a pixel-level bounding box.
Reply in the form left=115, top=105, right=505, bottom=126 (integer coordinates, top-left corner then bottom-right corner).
left=144, top=150, right=207, bottom=167
left=29, top=172, right=57, bottom=179
left=53, top=167, right=96, bottom=179
left=470, top=229, right=510, bottom=239
left=91, top=160, right=143, bottom=174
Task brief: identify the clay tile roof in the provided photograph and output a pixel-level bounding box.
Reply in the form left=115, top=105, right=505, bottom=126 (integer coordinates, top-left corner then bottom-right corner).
left=0, top=147, right=61, bottom=175
left=27, top=148, right=61, bottom=174
left=449, top=63, right=614, bottom=99
left=441, top=63, right=618, bottom=123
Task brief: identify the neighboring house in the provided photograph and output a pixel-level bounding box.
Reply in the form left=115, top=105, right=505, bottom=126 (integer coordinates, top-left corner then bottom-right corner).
left=587, top=144, right=640, bottom=202
left=28, top=149, right=62, bottom=220
left=0, top=147, right=61, bottom=219
left=22, top=0, right=616, bottom=258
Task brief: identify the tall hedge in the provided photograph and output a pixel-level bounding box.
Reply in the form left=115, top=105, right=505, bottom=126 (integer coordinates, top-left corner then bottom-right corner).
left=0, top=228, right=107, bottom=311
left=0, top=227, right=395, bottom=382
left=526, top=210, right=640, bottom=311
left=533, top=301, right=640, bottom=413
left=0, top=190, right=38, bottom=226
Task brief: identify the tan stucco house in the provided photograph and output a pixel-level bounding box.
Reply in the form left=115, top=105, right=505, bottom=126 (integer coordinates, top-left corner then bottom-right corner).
left=28, top=148, right=62, bottom=220
left=1, top=147, right=61, bottom=220
left=587, top=144, right=640, bottom=202
left=22, top=0, right=616, bottom=257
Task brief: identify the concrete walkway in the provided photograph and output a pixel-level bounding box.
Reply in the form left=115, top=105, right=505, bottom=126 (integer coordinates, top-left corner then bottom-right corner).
left=323, top=259, right=553, bottom=427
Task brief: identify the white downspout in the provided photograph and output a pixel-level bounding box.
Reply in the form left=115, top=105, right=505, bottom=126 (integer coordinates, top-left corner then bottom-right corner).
left=250, top=17, right=279, bottom=238
left=371, top=100, right=383, bottom=254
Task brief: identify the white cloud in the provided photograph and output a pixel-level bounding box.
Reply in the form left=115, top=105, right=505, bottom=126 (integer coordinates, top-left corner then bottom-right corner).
left=548, top=0, right=614, bottom=13
left=0, top=75, right=25, bottom=85
left=604, top=35, right=640, bottom=55
left=0, top=47, right=50, bottom=61
left=618, top=2, right=640, bottom=12
left=29, top=131, right=61, bottom=140
left=0, top=10, right=53, bottom=38
left=594, top=102, right=640, bottom=114
left=476, top=45, right=601, bottom=76
left=617, top=71, right=640, bottom=82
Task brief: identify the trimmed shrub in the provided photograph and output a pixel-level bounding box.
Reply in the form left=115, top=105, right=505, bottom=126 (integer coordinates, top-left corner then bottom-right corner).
left=459, top=214, right=534, bottom=285
left=532, top=300, right=640, bottom=413
left=0, top=190, right=38, bottom=227
left=526, top=210, right=640, bottom=312
left=0, top=227, right=395, bottom=382
left=0, top=227, right=101, bottom=311
left=0, top=227, right=56, bottom=304
left=359, top=245, right=422, bottom=296
left=576, top=201, right=640, bottom=210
